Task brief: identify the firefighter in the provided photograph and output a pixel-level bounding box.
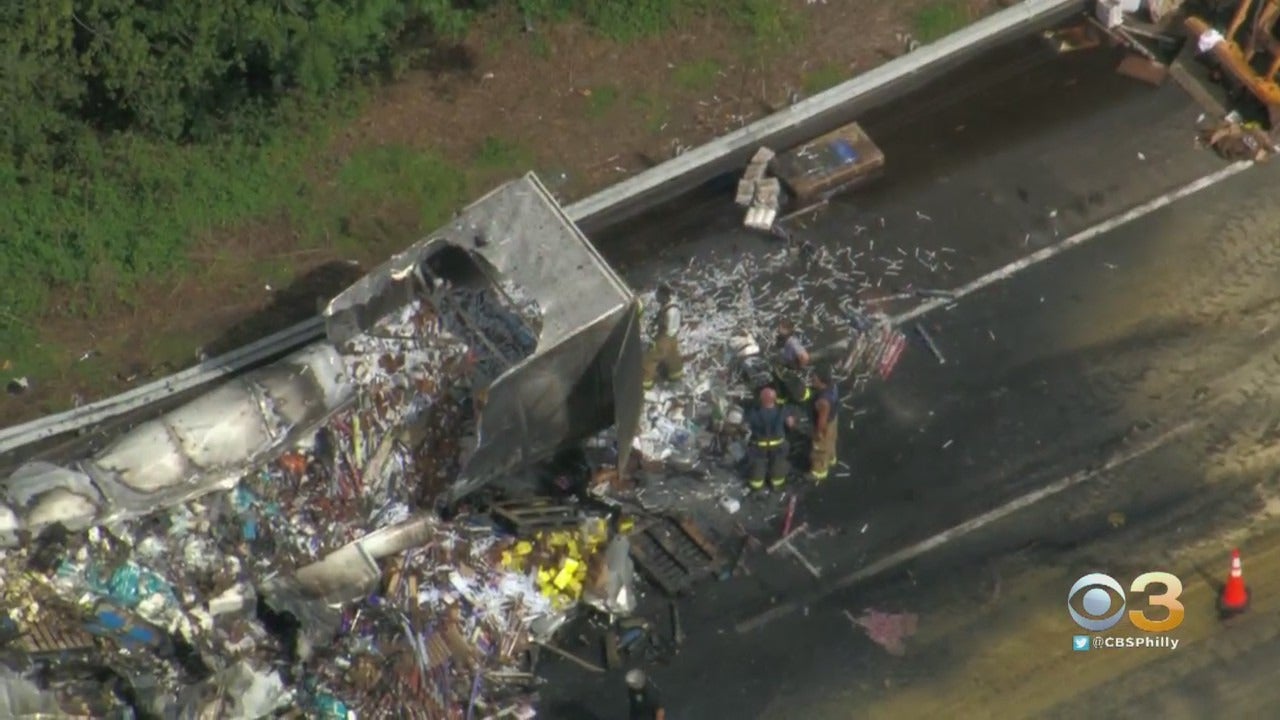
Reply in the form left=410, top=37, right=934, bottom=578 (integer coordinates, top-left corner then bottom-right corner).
left=642, top=283, right=684, bottom=390
left=774, top=318, right=812, bottom=404
left=746, top=387, right=796, bottom=492
left=808, top=367, right=839, bottom=483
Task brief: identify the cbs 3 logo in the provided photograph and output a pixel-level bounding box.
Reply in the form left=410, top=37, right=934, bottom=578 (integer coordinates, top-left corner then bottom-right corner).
left=1068, top=572, right=1185, bottom=633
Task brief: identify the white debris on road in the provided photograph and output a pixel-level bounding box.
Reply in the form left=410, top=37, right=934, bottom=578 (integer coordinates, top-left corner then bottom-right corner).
left=618, top=201, right=959, bottom=504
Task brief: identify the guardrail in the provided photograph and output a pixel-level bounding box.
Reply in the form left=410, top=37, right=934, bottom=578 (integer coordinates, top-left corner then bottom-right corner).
left=0, top=0, right=1084, bottom=456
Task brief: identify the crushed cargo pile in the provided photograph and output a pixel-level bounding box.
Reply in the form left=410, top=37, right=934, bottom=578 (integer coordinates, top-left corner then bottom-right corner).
left=0, top=281, right=569, bottom=718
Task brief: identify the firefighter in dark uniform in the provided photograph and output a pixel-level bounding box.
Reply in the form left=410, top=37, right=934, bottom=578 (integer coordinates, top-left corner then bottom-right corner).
left=808, top=367, right=839, bottom=483
left=746, top=386, right=796, bottom=492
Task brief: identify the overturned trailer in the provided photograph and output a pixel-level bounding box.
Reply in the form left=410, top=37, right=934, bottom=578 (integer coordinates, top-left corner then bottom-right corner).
left=323, top=174, right=644, bottom=505
left=0, top=173, right=643, bottom=543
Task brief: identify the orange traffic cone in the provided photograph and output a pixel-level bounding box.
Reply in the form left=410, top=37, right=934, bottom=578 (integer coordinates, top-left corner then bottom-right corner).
left=1218, top=548, right=1250, bottom=617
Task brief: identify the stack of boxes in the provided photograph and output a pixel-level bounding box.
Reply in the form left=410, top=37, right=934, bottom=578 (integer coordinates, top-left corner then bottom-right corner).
left=736, top=147, right=782, bottom=231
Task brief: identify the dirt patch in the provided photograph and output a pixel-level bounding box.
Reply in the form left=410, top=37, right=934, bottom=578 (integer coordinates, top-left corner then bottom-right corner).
left=2, top=0, right=1003, bottom=427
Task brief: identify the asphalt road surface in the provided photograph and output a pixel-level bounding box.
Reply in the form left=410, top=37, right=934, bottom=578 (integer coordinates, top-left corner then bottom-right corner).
left=540, top=30, right=1280, bottom=720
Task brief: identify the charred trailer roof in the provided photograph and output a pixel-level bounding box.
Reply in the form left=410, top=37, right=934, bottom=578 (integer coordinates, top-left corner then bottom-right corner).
left=322, top=173, right=643, bottom=504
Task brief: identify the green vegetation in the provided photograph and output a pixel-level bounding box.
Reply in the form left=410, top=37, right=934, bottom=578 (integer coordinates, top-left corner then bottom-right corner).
left=585, top=85, right=622, bottom=118
left=1, top=0, right=797, bottom=374
left=912, top=0, right=975, bottom=44
left=472, top=136, right=535, bottom=174
left=517, top=0, right=792, bottom=42
left=631, top=93, right=673, bottom=134
left=803, top=63, right=847, bottom=95
left=724, top=0, right=801, bottom=47
left=673, top=59, right=722, bottom=91
left=334, top=144, right=469, bottom=234
left=529, top=34, right=554, bottom=59
left=3, top=0, right=482, bottom=362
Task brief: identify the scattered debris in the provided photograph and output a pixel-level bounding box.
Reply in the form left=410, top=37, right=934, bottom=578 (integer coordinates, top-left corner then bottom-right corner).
left=1116, top=53, right=1168, bottom=86
left=1199, top=115, right=1279, bottom=162
left=1042, top=22, right=1103, bottom=54
left=669, top=602, right=685, bottom=647
left=766, top=523, right=822, bottom=579
left=915, top=323, right=946, bottom=365
left=852, top=609, right=919, bottom=656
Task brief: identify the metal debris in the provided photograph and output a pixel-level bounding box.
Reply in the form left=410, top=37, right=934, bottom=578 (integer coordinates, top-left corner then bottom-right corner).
left=915, top=323, right=946, bottom=365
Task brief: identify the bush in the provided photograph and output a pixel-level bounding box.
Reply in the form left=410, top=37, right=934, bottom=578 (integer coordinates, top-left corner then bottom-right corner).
left=1, top=1, right=481, bottom=346
left=5, top=1, right=477, bottom=153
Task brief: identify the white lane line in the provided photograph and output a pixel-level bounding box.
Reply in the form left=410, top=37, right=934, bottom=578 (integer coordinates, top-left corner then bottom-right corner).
left=734, top=419, right=1198, bottom=634
left=890, top=161, right=1254, bottom=326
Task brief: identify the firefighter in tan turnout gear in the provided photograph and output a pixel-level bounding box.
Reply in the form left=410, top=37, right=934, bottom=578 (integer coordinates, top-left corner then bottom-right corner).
left=808, top=366, right=839, bottom=483
left=642, top=283, right=684, bottom=390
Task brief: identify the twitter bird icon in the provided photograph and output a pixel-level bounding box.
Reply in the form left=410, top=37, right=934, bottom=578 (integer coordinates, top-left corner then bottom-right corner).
left=1072, top=635, right=1091, bottom=652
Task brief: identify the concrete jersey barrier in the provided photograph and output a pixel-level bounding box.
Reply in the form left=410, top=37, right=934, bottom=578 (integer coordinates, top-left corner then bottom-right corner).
left=0, top=0, right=1083, bottom=455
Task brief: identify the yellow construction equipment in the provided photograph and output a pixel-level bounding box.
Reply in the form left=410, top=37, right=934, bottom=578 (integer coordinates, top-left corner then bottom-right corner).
left=1186, top=0, right=1280, bottom=128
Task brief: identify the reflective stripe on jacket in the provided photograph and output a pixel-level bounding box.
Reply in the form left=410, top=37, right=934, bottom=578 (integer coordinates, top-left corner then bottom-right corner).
left=748, top=406, right=788, bottom=446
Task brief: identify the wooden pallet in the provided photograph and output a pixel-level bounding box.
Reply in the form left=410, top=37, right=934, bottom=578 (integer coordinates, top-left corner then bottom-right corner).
left=491, top=498, right=581, bottom=535
left=16, top=619, right=95, bottom=655
left=629, top=517, right=725, bottom=597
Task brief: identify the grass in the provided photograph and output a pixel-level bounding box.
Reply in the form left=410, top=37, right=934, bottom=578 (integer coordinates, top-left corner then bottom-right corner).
left=673, top=59, right=722, bottom=91
left=518, top=0, right=795, bottom=43
left=529, top=34, right=553, bottom=59
left=0, top=92, right=480, bottom=380
left=1, top=100, right=347, bottom=373
left=338, top=144, right=467, bottom=223
left=472, top=135, right=535, bottom=174
left=631, top=92, right=672, bottom=133
left=585, top=84, right=621, bottom=118
left=803, top=63, right=847, bottom=95
left=912, top=0, right=974, bottom=44
left=4, top=129, right=523, bottom=390
left=726, top=0, right=803, bottom=52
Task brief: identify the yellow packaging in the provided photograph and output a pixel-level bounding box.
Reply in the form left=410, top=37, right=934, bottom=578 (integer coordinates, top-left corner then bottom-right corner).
left=553, top=558, right=580, bottom=590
